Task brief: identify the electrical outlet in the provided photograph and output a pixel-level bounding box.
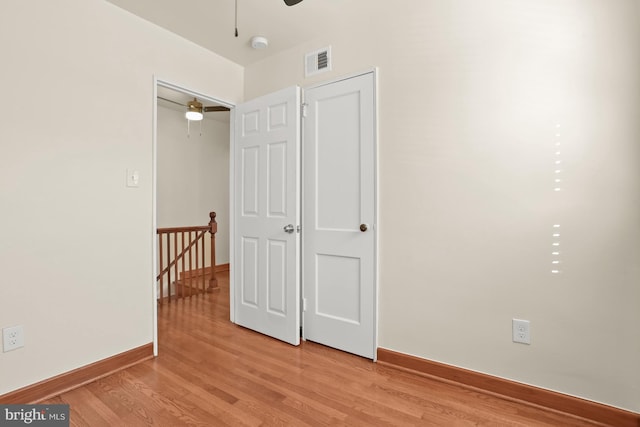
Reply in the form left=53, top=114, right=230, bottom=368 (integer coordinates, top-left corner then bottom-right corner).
left=3, top=325, right=25, bottom=352
left=512, top=319, right=530, bottom=345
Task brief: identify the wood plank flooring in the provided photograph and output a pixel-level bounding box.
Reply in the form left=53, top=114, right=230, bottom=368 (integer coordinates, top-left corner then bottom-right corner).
left=46, top=272, right=602, bottom=426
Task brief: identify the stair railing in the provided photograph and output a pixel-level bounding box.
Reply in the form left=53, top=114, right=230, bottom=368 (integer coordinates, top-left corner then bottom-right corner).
left=157, top=212, right=218, bottom=303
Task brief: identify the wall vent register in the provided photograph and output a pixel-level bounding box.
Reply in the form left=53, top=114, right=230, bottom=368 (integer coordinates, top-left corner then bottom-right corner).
left=305, top=46, right=332, bottom=77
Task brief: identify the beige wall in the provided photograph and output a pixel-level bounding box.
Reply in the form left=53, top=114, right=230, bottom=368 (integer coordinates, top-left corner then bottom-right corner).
left=245, top=1, right=640, bottom=412
left=0, top=0, right=242, bottom=395
left=157, top=105, right=230, bottom=265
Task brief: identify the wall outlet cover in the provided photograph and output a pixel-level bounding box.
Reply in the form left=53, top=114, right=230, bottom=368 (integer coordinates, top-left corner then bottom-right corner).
left=512, top=319, right=530, bottom=345
left=3, top=325, right=25, bottom=352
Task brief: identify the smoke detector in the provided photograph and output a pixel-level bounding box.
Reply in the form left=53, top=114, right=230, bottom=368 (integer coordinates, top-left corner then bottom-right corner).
left=250, top=36, right=269, bottom=50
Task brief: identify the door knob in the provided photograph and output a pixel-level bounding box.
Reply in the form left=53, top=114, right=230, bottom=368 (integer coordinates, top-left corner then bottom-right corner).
left=284, top=224, right=295, bottom=234
left=360, top=224, right=368, bottom=232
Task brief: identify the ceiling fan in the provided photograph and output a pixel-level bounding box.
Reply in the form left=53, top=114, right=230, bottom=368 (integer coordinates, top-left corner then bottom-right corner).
left=185, top=98, right=230, bottom=121
left=186, top=98, right=230, bottom=114
left=157, top=96, right=230, bottom=121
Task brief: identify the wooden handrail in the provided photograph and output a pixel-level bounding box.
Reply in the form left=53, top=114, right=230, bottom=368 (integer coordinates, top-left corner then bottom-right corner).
left=157, top=211, right=218, bottom=303
left=157, top=225, right=209, bottom=234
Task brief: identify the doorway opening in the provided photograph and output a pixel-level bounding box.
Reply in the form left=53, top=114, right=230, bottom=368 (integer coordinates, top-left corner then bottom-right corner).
left=152, top=79, right=233, bottom=355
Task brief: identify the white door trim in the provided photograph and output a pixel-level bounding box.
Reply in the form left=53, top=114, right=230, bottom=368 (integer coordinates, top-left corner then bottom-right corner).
left=229, top=108, right=236, bottom=323
left=305, top=68, right=378, bottom=90
left=152, top=76, right=235, bottom=356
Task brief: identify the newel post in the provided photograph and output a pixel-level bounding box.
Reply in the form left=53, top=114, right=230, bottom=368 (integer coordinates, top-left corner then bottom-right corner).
left=208, top=211, right=219, bottom=291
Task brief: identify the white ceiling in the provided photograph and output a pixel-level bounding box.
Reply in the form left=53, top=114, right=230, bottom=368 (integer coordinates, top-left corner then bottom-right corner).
left=106, top=0, right=351, bottom=67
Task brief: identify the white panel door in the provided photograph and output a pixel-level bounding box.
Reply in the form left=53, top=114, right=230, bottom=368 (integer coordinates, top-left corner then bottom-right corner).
left=303, top=72, right=377, bottom=359
left=234, top=86, right=300, bottom=346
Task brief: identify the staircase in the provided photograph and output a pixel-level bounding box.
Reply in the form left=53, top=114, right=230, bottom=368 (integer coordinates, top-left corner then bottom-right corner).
left=157, top=211, right=218, bottom=303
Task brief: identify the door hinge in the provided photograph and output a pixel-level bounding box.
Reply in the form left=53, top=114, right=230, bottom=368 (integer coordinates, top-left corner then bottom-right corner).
left=301, top=103, right=308, bottom=118
left=302, top=298, right=307, bottom=312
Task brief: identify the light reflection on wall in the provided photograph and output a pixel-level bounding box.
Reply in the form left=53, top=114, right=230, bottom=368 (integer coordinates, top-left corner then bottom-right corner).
left=552, top=124, right=562, bottom=274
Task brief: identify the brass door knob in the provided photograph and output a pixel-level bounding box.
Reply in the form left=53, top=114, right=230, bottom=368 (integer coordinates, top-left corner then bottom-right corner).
left=360, top=224, right=368, bottom=232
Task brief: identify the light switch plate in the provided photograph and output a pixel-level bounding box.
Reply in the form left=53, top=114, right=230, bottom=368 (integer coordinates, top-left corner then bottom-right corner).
left=126, top=169, right=140, bottom=188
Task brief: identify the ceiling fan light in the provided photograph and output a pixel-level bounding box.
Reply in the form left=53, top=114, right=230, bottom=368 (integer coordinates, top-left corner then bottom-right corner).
left=186, top=98, right=204, bottom=121
left=185, top=110, right=203, bottom=121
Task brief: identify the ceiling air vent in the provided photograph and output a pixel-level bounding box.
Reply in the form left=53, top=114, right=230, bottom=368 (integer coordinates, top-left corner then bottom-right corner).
left=305, top=46, right=332, bottom=77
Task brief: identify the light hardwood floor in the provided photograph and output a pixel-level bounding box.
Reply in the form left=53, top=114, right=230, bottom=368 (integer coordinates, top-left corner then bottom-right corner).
left=47, top=272, right=601, bottom=426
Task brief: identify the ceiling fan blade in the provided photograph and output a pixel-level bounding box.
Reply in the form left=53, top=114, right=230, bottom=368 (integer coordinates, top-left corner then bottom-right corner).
left=203, top=106, right=231, bottom=112
left=284, top=0, right=303, bottom=6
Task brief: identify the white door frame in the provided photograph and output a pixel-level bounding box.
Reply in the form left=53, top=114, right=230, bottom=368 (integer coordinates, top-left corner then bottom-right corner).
left=228, top=68, right=379, bottom=357
left=152, top=77, right=235, bottom=356
left=229, top=107, right=236, bottom=323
